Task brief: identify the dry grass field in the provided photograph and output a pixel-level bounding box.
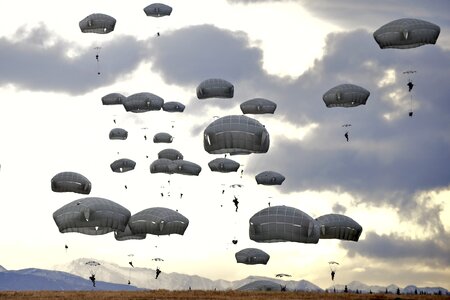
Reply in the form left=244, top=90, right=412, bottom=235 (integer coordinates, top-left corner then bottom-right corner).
left=0, top=290, right=448, bottom=300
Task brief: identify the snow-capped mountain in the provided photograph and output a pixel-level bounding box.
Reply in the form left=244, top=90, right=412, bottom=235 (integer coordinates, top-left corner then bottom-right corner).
left=0, top=268, right=139, bottom=291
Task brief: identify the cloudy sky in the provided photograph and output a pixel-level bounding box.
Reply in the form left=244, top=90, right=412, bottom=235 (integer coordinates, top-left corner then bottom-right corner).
left=0, top=0, right=449, bottom=290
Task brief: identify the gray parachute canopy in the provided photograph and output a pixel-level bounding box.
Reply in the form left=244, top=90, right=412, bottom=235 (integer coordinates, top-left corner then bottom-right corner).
left=196, top=78, right=234, bottom=99
left=144, top=3, right=173, bottom=17
left=114, top=224, right=146, bottom=241
left=51, top=171, right=91, bottom=195
left=150, top=158, right=174, bottom=174
left=128, top=207, right=189, bottom=236
left=255, top=171, right=285, bottom=185
left=158, top=148, right=183, bottom=160
left=315, top=214, right=363, bottom=242
left=240, top=98, right=277, bottom=114
left=208, top=158, right=240, bottom=173
left=79, top=13, right=116, bottom=34
left=53, top=197, right=131, bottom=235
left=102, top=93, right=126, bottom=105
left=323, top=84, right=370, bottom=108
left=172, top=160, right=202, bottom=176
left=237, top=280, right=284, bottom=292
left=109, top=128, right=128, bottom=140
left=235, top=248, right=270, bottom=265
left=110, top=158, right=136, bottom=173
left=153, top=132, right=173, bottom=143
left=204, top=115, right=270, bottom=155
left=249, top=206, right=320, bottom=244
left=150, top=159, right=201, bottom=176
left=162, top=101, right=185, bottom=113
left=374, top=18, right=440, bottom=49
left=123, top=92, right=164, bottom=113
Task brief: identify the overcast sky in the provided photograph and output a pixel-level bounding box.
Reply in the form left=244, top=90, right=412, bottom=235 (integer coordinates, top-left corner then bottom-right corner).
left=0, top=0, right=449, bottom=290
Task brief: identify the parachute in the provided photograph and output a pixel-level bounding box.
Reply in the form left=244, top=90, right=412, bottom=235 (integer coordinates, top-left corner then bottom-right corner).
left=315, top=214, right=363, bottom=242
left=158, top=148, right=183, bottom=160
left=255, top=171, right=285, bottom=185
left=110, top=158, right=136, bottom=173
left=51, top=171, right=91, bottom=195
left=373, top=18, right=440, bottom=49
left=127, top=207, right=189, bottom=236
left=144, top=3, right=173, bottom=17
left=123, top=92, right=164, bottom=113
left=203, top=115, right=270, bottom=155
left=208, top=158, right=240, bottom=173
left=240, top=98, right=277, bottom=114
left=150, top=159, right=201, bottom=176
left=109, top=128, right=128, bottom=140
left=102, top=93, right=126, bottom=105
left=172, top=160, right=202, bottom=176
left=249, top=206, right=320, bottom=244
left=79, top=13, right=116, bottom=34
left=275, top=273, right=292, bottom=278
left=152, top=258, right=164, bottom=262
left=235, top=248, right=270, bottom=265
left=153, top=132, right=174, bottom=143
left=53, top=197, right=131, bottom=235
left=162, top=101, right=185, bottom=113
left=196, top=79, right=234, bottom=99
left=85, top=260, right=101, bottom=275
left=323, top=84, right=370, bottom=108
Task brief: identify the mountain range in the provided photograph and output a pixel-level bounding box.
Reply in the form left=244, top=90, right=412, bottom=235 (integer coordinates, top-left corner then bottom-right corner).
left=0, top=259, right=447, bottom=295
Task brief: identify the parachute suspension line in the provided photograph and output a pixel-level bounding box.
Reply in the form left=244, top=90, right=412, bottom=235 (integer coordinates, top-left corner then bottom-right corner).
left=409, top=94, right=414, bottom=117
left=94, top=46, right=101, bottom=75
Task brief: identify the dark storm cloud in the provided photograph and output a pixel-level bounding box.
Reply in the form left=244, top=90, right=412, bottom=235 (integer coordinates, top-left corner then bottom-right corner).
left=0, top=24, right=149, bottom=95
left=227, top=0, right=450, bottom=35
left=342, top=231, right=450, bottom=267
left=247, top=29, right=450, bottom=207
left=148, top=24, right=266, bottom=111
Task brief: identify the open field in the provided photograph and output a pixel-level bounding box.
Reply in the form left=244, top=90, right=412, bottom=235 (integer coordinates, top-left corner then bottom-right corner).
left=0, top=291, right=448, bottom=300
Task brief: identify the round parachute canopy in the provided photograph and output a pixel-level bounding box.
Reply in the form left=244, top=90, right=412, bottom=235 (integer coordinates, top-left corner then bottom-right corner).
left=237, top=280, right=284, bottom=292
left=53, top=197, right=131, bottom=235
left=110, top=158, right=136, bottom=173
left=328, top=261, right=340, bottom=272
left=144, top=3, right=173, bottom=17
left=235, top=248, right=270, bottom=265
left=204, top=115, right=270, bottom=155
left=79, top=13, right=116, bottom=34
left=123, top=92, right=164, bottom=113
left=315, top=214, right=363, bottom=242
left=208, top=158, right=240, bottom=173
left=51, top=171, right=91, bottom=195
left=150, top=159, right=201, bottom=176
left=322, top=84, right=370, bottom=108
left=240, top=98, right=277, bottom=114
left=85, top=260, right=101, bottom=276
left=153, top=132, right=173, bottom=143
left=163, top=101, right=185, bottom=113
left=172, top=160, right=202, bottom=176
left=109, top=128, right=128, bottom=140
left=114, top=224, right=146, bottom=241
left=249, top=205, right=320, bottom=244
left=374, top=18, right=440, bottom=49
left=158, top=148, right=183, bottom=160
left=196, top=78, right=234, bottom=99
left=128, top=207, right=189, bottom=236
left=102, top=93, right=126, bottom=105
left=255, top=171, right=285, bottom=185
left=150, top=158, right=175, bottom=174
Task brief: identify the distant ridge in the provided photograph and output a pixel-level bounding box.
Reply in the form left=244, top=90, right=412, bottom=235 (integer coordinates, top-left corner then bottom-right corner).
left=0, top=259, right=447, bottom=294
left=0, top=268, right=139, bottom=291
